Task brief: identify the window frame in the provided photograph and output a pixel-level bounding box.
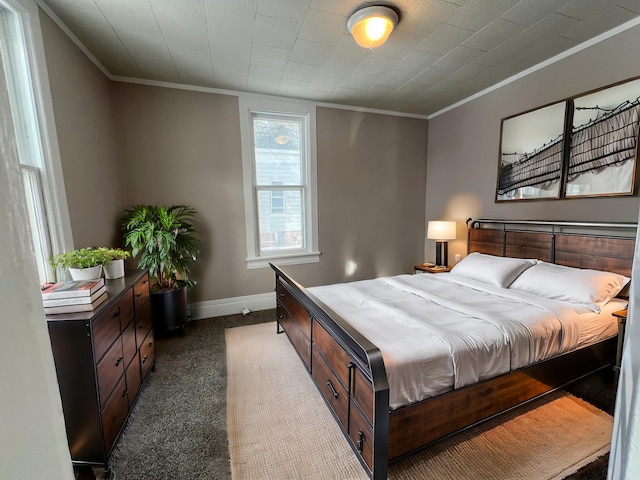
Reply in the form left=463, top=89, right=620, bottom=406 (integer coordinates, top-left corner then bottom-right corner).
left=239, top=96, right=319, bottom=269
left=1, top=0, right=73, bottom=284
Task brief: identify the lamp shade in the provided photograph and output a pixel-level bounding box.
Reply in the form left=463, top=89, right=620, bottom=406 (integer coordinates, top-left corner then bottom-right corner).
left=347, top=6, right=398, bottom=49
left=427, top=221, right=456, bottom=241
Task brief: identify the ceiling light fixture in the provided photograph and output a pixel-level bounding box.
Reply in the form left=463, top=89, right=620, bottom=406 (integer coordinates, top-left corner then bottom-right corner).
left=347, top=5, right=398, bottom=49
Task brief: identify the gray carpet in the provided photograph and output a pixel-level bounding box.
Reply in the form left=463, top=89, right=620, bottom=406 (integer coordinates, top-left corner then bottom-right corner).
left=91, top=309, right=614, bottom=480
left=106, top=310, right=273, bottom=480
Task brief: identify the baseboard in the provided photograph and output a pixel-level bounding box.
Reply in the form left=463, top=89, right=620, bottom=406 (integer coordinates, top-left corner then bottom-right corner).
left=190, top=292, right=276, bottom=320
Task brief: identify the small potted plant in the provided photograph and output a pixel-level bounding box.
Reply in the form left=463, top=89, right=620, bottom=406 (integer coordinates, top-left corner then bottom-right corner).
left=101, top=247, right=131, bottom=279
left=50, top=247, right=112, bottom=281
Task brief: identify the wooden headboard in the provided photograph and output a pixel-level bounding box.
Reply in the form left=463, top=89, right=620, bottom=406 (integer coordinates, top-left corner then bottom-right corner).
left=468, top=219, right=636, bottom=279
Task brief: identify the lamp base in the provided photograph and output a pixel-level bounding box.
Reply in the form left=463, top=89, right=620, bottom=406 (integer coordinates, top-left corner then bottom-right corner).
left=435, top=241, right=449, bottom=267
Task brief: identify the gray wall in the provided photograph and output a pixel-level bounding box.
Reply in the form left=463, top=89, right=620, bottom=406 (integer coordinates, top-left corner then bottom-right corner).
left=40, top=11, right=124, bottom=249
left=111, top=83, right=428, bottom=301
left=314, top=107, right=427, bottom=282
left=426, top=24, right=640, bottom=262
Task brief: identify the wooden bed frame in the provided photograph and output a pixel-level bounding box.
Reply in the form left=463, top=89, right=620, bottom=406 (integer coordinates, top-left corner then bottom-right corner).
left=271, top=219, right=636, bottom=480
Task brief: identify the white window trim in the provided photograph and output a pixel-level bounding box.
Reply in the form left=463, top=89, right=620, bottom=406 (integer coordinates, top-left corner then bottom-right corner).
left=2, top=0, right=73, bottom=274
left=239, top=96, right=320, bottom=269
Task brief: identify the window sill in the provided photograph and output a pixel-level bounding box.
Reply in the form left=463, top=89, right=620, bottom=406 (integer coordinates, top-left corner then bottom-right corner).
left=246, top=251, right=321, bottom=269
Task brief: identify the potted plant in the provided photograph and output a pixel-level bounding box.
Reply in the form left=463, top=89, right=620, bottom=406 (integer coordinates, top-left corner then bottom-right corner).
left=121, top=204, right=201, bottom=334
left=100, top=247, right=131, bottom=279
left=50, top=247, right=112, bottom=280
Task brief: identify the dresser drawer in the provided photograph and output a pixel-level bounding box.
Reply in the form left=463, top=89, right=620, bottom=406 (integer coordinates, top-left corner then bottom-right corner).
left=135, top=300, right=153, bottom=349
left=121, top=319, right=137, bottom=367
left=352, top=367, right=374, bottom=425
left=119, top=288, right=135, bottom=327
left=97, top=338, right=125, bottom=407
left=312, top=346, right=348, bottom=429
left=101, top=376, right=129, bottom=454
left=349, top=401, right=374, bottom=470
left=280, top=308, right=311, bottom=370
left=133, top=273, right=150, bottom=313
left=140, top=329, right=155, bottom=381
left=93, top=302, right=121, bottom=361
left=126, top=354, right=142, bottom=409
left=277, top=284, right=311, bottom=339
left=313, top=322, right=351, bottom=389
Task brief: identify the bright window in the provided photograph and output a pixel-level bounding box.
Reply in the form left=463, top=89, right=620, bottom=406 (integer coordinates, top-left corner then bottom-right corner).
left=239, top=98, right=319, bottom=269
left=1, top=1, right=72, bottom=284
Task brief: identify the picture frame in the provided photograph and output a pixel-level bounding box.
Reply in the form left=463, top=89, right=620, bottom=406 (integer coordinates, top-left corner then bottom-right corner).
left=496, top=101, right=567, bottom=201
left=496, top=76, right=640, bottom=202
left=565, top=78, right=640, bottom=198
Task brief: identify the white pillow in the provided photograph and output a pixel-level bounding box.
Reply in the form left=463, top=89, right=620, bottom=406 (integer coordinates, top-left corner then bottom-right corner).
left=449, top=253, right=537, bottom=288
left=509, top=261, right=630, bottom=312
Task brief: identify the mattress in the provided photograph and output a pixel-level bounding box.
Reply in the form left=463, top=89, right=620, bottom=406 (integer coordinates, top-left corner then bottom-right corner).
left=307, top=273, right=622, bottom=409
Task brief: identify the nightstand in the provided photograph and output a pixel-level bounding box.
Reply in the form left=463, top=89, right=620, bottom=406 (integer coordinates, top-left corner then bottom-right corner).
left=414, top=264, right=452, bottom=274
left=613, top=308, right=628, bottom=387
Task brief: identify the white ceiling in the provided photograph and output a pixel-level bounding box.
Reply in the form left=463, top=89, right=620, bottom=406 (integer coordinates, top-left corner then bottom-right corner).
left=40, top=0, right=640, bottom=117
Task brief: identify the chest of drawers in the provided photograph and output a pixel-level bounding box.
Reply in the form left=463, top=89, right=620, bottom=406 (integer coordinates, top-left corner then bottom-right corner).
left=46, top=270, right=154, bottom=471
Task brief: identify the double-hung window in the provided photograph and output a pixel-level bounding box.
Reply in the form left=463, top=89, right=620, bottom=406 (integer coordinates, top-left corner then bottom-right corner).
left=240, top=98, right=319, bottom=269
left=1, top=0, right=72, bottom=285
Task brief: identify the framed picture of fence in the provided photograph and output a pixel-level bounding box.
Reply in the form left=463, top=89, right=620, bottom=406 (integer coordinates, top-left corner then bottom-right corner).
left=565, top=78, right=640, bottom=198
left=496, top=101, right=567, bottom=201
left=496, top=76, right=640, bottom=202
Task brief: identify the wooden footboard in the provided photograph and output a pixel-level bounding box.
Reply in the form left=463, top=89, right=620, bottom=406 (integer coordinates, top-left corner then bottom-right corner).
left=273, top=264, right=389, bottom=480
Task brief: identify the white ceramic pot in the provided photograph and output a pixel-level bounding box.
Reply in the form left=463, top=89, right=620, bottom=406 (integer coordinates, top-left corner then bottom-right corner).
left=104, top=259, right=125, bottom=279
left=68, top=265, right=103, bottom=281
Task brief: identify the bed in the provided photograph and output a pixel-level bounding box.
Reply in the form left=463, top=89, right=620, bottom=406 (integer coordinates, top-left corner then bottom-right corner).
left=271, top=219, right=636, bottom=480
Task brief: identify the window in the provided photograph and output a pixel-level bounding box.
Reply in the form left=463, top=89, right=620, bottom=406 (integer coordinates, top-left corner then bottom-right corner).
left=239, top=98, right=319, bottom=269
left=1, top=0, right=72, bottom=284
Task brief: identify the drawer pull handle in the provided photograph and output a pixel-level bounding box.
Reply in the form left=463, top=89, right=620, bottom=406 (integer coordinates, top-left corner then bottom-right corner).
left=148, top=341, right=153, bottom=347
left=278, top=314, right=285, bottom=319
left=115, top=356, right=124, bottom=366
left=142, top=355, right=148, bottom=363
left=357, top=430, right=364, bottom=453
left=278, top=292, right=285, bottom=297
left=326, top=380, right=339, bottom=399
left=138, top=323, right=144, bottom=329
left=135, top=293, right=143, bottom=298
left=122, top=389, right=128, bottom=398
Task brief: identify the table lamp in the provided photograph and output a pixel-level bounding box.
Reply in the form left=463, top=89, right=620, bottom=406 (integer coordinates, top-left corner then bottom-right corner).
left=427, top=221, right=456, bottom=267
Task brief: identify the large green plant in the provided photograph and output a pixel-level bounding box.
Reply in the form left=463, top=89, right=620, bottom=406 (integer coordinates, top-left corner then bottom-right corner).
left=121, top=205, right=201, bottom=292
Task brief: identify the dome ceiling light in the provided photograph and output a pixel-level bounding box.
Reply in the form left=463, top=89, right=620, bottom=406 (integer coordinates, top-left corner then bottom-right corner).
left=347, top=5, right=399, bottom=49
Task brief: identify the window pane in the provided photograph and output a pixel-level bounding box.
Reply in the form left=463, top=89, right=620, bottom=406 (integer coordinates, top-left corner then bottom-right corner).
left=253, top=116, right=302, bottom=185
left=22, top=166, right=52, bottom=284
left=257, top=188, right=304, bottom=253
left=271, top=180, right=285, bottom=214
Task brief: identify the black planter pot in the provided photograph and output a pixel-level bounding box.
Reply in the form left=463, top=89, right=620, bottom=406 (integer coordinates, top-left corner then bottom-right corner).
left=150, top=286, right=188, bottom=335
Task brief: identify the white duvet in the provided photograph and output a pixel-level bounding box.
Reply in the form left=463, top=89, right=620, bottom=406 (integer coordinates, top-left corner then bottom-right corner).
left=307, top=273, right=616, bottom=409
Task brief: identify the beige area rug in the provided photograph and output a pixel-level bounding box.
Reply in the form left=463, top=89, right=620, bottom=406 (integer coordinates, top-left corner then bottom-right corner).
left=226, top=322, right=613, bottom=480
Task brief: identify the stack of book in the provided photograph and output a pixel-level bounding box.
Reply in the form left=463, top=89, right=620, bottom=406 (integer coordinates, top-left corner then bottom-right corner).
left=41, top=278, right=107, bottom=314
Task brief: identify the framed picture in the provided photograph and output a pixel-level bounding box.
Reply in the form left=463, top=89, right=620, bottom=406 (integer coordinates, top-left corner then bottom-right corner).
left=565, top=78, right=640, bottom=198
left=496, top=76, right=640, bottom=202
left=496, top=101, right=567, bottom=201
